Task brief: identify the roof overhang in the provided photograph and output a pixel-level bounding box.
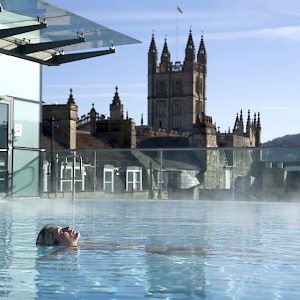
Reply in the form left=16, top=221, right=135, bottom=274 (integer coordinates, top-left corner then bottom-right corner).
left=0, top=0, right=141, bottom=66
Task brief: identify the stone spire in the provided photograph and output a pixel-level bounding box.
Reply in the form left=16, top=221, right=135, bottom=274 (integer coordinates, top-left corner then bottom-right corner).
left=149, top=33, right=157, bottom=53
left=234, top=113, right=239, bottom=130
left=239, top=109, right=244, bottom=126
left=197, top=35, right=207, bottom=65
left=90, top=103, right=96, bottom=118
left=233, top=111, right=244, bottom=135
left=67, top=88, right=75, bottom=105
left=148, top=33, right=158, bottom=74
left=110, top=86, right=123, bottom=120
left=257, top=112, right=261, bottom=128
left=246, top=109, right=251, bottom=137
left=90, top=103, right=97, bottom=135
left=247, top=110, right=251, bottom=128
left=112, top=86, right=121, bottom=105
left=184, top=30, right=195, bottom=63
left=160, top=38, right=170, bottom=72
left=256, top=112, right=262, bottom=147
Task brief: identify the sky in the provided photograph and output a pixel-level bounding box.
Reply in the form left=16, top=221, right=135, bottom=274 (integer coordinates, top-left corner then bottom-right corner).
left=43, top=0, right=300, bottom=143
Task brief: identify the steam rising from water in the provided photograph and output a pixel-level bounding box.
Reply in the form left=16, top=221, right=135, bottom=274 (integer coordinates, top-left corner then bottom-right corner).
left=1, top=198, right=300, bottom=298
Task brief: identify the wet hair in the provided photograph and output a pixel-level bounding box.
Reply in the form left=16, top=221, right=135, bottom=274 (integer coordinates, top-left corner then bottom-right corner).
left=36, top=226, right=60, bottom=246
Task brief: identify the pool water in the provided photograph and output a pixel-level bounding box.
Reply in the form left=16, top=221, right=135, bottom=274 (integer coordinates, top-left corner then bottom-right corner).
left=0, top=198, right=300, bottom=299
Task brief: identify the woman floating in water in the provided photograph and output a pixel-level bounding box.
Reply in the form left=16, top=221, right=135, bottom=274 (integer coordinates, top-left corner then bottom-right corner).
left=36, top=226, right=80, bottom=247
left=36, top=225, right=206, bottom=255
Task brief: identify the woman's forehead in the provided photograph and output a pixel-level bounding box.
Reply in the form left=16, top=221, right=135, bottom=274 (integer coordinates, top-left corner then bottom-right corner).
left=47, top=226, right=61, bottom=231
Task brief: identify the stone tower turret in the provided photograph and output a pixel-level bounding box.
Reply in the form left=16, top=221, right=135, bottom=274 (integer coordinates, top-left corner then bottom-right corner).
left=159, top=38, right=170, bottom=72
left=196, top=34, right=207, bottom=116
left=67, top=88, right=75, bottom=105
left=233, top=110, right=244, bottom=136
left=42, top=88, right=78, bottom=149
left=197, top=35, right=207, bottom=72
left=184, top=30, right=195, bottom=70
left=246, top=109, right=251, bottom=138
left=110, top=86, right=123, bottom=120
left=148, top=34, right=158, bottom=75
left=192, top=114, right=217, bottom=148
left=89, top=103, right=97, bottom=135
left=65, top=88, right=77, bottom=149
left=255, top=112, right=262, bottom=147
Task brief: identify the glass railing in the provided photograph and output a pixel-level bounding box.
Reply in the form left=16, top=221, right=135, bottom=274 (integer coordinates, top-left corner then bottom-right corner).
left=0, top=149, right=8, bottom=197
left=39, top=147, right=300, bottom=201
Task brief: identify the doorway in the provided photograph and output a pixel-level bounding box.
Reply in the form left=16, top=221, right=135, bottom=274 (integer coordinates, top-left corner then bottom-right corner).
left=0, top=98, right=12, bottom=197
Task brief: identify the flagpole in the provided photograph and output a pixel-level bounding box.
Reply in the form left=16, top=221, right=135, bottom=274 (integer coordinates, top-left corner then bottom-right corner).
left=176, top=5, right=179, bottom=61
left=176, top=5, right=183, bottom=62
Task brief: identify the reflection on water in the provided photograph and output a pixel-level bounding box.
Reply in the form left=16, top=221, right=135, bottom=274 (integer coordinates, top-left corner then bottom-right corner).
left=1, top=199, right=300, bottom=299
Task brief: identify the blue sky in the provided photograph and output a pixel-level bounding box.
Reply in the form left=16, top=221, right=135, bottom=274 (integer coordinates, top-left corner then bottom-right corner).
left=43, top=0, right=300, bottom=143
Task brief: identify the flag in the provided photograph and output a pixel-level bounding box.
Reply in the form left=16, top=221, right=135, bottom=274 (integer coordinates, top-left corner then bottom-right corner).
left=177, top=6, right=183, bottom=14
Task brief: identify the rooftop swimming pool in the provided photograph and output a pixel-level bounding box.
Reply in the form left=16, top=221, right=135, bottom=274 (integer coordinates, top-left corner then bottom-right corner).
left=0, top=198, right=300, bottom=299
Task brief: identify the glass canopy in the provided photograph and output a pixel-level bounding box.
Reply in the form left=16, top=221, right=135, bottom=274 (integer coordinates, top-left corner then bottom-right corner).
left=0, top=0, right=141, bottom=66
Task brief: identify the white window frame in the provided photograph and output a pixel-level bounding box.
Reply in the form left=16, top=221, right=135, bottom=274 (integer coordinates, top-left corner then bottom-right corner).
left=126, top=166, right=142, bottom=192
left=103, top=164, right=114, bottom=192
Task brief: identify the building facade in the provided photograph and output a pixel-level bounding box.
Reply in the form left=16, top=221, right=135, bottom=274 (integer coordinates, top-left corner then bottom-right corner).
left=148, top=31, right=207, bottom=133
left=43, top=89, right=78, bottom=150
left=0, top=1, right=42, bottom=197
left=77, top=87, right=137, bottom=148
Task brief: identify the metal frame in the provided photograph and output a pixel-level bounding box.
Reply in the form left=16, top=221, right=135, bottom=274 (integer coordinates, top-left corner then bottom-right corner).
left=0, top=16, right=115, bottom=66
left=0, top=22, right=47, bottom=39
left=47, top=48, right=115, bottom=66
left=16, top=36, right=85, bottom=55
left=0, top=97, right=13, bottom=198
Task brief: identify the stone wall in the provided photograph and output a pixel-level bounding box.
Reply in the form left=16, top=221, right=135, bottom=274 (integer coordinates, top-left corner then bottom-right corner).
left=217, top=134, right=254, bottom=148
left=96, top=119, right=137, bottom=148
left=200, top=149, right=228, bottom=189
left=43, top=103, right=77, bottom=149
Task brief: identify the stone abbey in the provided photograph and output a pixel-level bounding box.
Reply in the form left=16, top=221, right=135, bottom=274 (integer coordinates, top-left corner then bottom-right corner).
left=146, top=30, right=262, bottom=148
left=148, top=31, right=208, bottom=133
left=43, top=30, right=262, bottom=150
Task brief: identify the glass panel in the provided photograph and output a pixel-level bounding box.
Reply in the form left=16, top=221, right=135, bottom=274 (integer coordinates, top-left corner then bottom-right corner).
left=0, top=56, right=41, bottom=102
left=0, top=0, right=141, bottom=64
left=38, top=147, right=300, bottom=200
left=0, top=103, right=8, bottom=196
left=0, top=103, right=8, bottom=148
left=128, top=172, right=133, bottom=182
left=105, top=172, right=112, bottom=182
left=136, top=172, right=140, bottom=182
left=128, top=183, right=134, bottom=192
left=12, top=149, right=39, bottom=197
left=75, top=168, right=82, bottom=180
left=104, top=182, right=112, bottom=192
left=13, top=100, right=40, bottom=148
left=0, top=151, right=7, bottom=195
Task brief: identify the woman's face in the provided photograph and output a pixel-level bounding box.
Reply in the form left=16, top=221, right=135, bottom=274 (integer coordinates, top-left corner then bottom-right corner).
left=49, top=226, right=80, bottom=246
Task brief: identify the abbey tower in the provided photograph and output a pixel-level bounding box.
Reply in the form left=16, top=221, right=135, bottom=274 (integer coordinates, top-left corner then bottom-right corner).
left=147, top=31, right=261, bottom=149
left=148, top=30, right=207, bottom=133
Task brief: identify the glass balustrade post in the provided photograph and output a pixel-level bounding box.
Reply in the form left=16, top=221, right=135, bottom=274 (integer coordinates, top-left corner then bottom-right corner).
left=232, top=148, right=235, bottom=201
left=94, top=151, right=97, bottom=193
left=159, top=150, right=163, bottom=200
left=72, top=150, right=76, bottom=201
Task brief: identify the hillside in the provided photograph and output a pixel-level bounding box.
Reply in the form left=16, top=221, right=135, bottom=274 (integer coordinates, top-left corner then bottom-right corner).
left=263, top=133, right=300, bottom=147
